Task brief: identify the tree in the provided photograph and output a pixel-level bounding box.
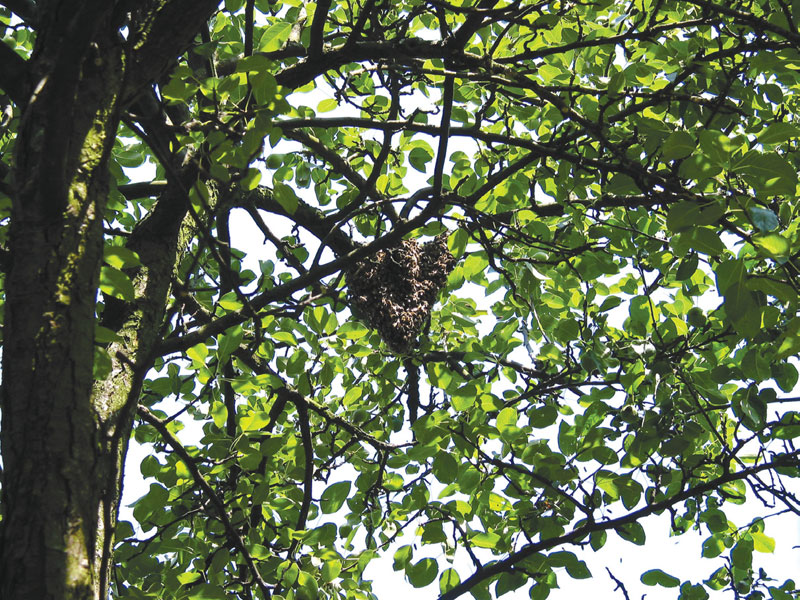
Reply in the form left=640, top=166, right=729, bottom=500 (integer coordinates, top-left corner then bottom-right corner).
left=1, top=0, right=800, bottom=598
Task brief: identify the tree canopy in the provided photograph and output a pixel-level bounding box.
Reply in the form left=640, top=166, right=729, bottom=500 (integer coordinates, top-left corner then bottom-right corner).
left=1, top=0, right=800, bottom=599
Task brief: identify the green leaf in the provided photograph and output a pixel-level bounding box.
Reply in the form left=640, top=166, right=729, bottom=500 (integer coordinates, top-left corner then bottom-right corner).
left=702, top=534, right=726, bottom=558
left=432, top=453, right=458, bottom=484
left=296, top=570, right=319, bottom=600
left=278, top=561, right=299, bottom=587
left=317, top=98, right=338, bottom=113
left=641, top=569, right=681, bottom=587
left=678, top=582, right=709, bottom=600
left=471, top=531, right=501, bottom=549
left=752, top=531, right=776, bottom=553
left=185, top=584, right=227, bottom=599
left=451, top=383, right=478, bottom=411
left=235, top=54, right=271, bottom=73
left=259, top=21, right=292, bottom=52
left=189, top=179, right=210, bottom=213
left=606, top=173, right=639, bottom=194
left=722, top=281, right=760, bottom=338
left=715, top=258, right=747, bottom=296
left=775, top=317, right=800, bottom=359
left=320, top=481, right=350, bottom=514
left=732, top=151, right=797, bottom=196
left=731, top=539, right=753, bottom=570
left=177, top=572, right=202, bottom=585
left=251, top=71, right=277, bottom=105
left=661, top=131, right=695, bottom=161
left=496, top=407, right=519, bottom=436
left=678, top=153, right=722, bottom=180
left=547, top=551, right=591, bottom=579
left=218, top=291, right=243, bottom=311
left=752, top=233, right=790, bottom=258
left=732, top=387, right=767, bottom=431
left=407, top=558, right=438, bottom=588
left=496, top=571, right=527, bottom=596
left=273, top=182, right=299, bottom=214
left=684, top=227, right=726, bottom=256
left=95, top=325, right=122, bottom=343
left=210, top=401, right=227, bottom=430
left=757, top=122, right=800, bottom=145
left=241, top=168, right=261, bottom=191
left=217, top=325, right=243, bottom=360
left=321, top=559, right=342, bottom=582
left=772, top=411, right=800, bottom=439
left=93, top=346, right=113, bottom=379
left=614, top=521, right=646, bottom=545
left=749, top=206, right=780, bottom=232
left=393, top=545, right=413, bottom=571
left=99, top=265, right=135, bottom=302
left=187, top=342, right=208, bottom=364
left=704, top=566, right=729, bottom=591
left=675, top=253, right=699, bottom=280
left=439, top=569, right=461, bottom=594
left=103, top=246, right=141, bottom=269
left=589, top=530, right=606, bottom=551
left=409, top=147, right=433, bottom=172
left=530, top=405, right=557, bottom=428
left=161, top=75, right=197, bottom=102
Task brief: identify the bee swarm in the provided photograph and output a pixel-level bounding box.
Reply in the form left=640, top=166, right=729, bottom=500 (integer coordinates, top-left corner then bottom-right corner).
left=346, top=233, right=457, bottom=353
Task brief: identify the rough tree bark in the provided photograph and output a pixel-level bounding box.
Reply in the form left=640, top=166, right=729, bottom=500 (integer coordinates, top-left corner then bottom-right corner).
left=0, top=2, right=219, bottom=598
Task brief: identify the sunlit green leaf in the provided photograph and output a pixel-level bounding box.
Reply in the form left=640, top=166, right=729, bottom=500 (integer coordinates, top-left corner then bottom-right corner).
left=752, top=233, right=790, bottom=258
left=99, top=266, right=135, bottom=302
left=259, top=22, right=292, bottom=52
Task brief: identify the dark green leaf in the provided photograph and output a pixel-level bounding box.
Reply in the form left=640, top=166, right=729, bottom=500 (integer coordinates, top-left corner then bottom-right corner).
left=320, top=481, right=350, bottom=514
left=757, top=122, right=800, bottom=145
left=432, top=453, right=458, bottom=484
left=661, top=131, right=695, bottom=161
left=615, top=521, right=646, bottom=545
left=641, top=569, right=681, bottom=587
left=406, top=558, right=438, bottom=588
left=409, top=147, right=433, bottom=172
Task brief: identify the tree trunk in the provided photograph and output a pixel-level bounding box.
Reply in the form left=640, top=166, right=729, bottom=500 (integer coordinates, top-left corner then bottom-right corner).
left=0, top=5, right=125, bottom=598
left=0, top=2, right=249, bottom=598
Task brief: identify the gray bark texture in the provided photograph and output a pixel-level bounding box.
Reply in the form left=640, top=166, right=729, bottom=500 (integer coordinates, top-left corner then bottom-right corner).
left=0, top=2, right=220, bottom=598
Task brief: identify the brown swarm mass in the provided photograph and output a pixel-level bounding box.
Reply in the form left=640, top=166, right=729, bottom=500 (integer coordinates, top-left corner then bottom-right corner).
left=346, top=232, right=457, bottom=353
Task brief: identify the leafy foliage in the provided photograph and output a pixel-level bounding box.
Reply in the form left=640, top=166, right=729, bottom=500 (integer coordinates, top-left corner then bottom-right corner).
left=2, top=1, right=800, bottom=599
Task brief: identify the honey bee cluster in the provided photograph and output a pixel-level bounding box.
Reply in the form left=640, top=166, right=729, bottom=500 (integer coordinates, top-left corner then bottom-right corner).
left=346, top=232, right=457, bottom=353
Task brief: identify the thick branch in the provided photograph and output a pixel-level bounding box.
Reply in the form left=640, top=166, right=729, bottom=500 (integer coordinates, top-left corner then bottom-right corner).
left=275, top=39, right=478, bottom=89
left=277, top=117, right=685, bottom=194
left=124, top=0, right=221, bottom=103
left=118, top=180, right=168, bottom=200
left=308, top=0, right=331, bottom=57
